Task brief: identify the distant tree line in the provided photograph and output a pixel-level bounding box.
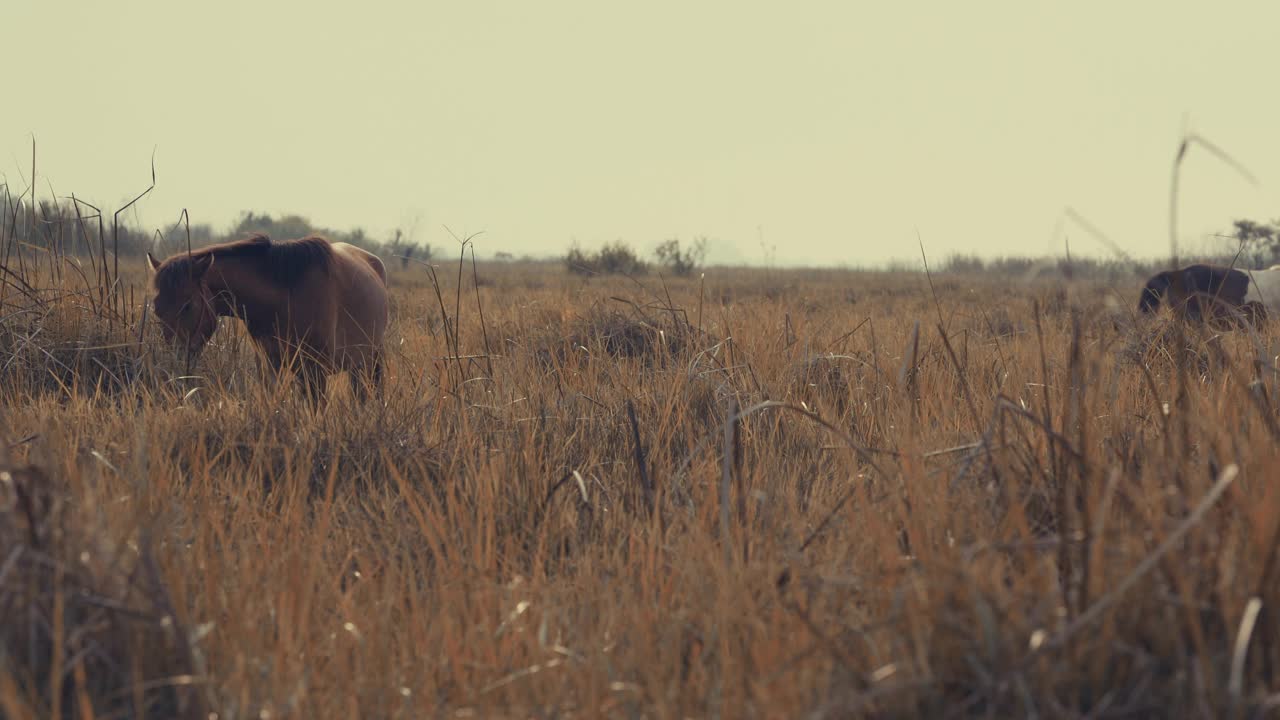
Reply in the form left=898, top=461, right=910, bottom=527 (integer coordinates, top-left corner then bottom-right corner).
left=1, top=198, right=156, bottom=260
left=931, top=254, right=1144, bottom=281
left=0, top=194, right=430, bottom=268
left=930, top=251, right=1264, bottom=282
left=930, top=214, right=1280, bottom=281
left=7, top=186, right=1280, bottom=279
left=155, top=211, right=431, bottom=268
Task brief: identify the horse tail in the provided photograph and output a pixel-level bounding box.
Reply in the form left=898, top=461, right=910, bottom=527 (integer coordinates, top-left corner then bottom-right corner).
left=1138, top=272, right=1170, bottom=314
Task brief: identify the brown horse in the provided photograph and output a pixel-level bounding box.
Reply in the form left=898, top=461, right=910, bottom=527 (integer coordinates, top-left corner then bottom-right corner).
left=146, top=233, right=389, bottom=403
left=1137, top=263, right=1280, bottom=328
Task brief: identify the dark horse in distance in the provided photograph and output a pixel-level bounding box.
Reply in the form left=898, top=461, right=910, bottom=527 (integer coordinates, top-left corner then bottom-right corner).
left=146, top=233, right=389, bottom=403
left=1137, top=263, right=1280, bottom=328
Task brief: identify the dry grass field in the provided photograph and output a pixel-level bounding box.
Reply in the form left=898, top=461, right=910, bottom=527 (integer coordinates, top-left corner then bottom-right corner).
left=4, top=230, right=1280, bottom=717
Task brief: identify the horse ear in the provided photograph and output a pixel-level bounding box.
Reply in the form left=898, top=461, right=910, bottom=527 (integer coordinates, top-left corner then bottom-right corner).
left=191, top=253, right=214, bottom=279
left=146, top=251, right=161, bottom=273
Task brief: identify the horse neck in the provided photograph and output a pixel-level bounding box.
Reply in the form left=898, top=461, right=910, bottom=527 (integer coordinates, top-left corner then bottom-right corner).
left=204, top=255, right=284, bottom=318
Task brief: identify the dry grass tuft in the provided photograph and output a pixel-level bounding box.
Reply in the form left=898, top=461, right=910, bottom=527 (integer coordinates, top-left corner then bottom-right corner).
left=545, top=304, right=719, bottom=367
left=0, top=456, right=207, bottom=719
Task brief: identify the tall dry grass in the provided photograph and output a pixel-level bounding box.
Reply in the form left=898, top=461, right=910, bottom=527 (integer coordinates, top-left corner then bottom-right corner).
left=4, top=208, right=1280, bottom=717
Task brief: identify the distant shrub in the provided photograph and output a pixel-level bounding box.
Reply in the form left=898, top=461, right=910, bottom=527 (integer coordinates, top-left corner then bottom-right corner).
left=1233, top=218, right=1280, bottom=268
left=654, top=236, right=707, bottom=277
left=565, top=241, right=648, bottom=276
left=382, top=229, right=432, bottom=270
left=942, top=253, right=986, bottom=274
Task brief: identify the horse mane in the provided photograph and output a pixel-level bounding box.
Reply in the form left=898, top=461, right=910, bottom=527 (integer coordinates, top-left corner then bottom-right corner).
left=155, top=233, right=334, bottom=292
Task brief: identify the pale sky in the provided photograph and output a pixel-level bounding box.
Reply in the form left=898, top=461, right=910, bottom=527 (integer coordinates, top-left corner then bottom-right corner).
left=4, top=1, right=1279, bottom=267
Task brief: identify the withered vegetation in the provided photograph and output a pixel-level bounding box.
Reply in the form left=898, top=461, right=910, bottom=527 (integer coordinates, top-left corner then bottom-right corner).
left=4, top=196, right=1280, bottom=718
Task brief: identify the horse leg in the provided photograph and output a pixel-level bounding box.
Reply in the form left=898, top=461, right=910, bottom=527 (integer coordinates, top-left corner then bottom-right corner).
left=370, top=353, right=386, bottom=403
left=351, top=366, right=371, bottom=404
left=250, top=337, right=289, bottom=401
left=296, top=360, right=328, bottom=410
left=349, top=351, right=384, bottom=405
left=256, top=345, right=280, bottom=389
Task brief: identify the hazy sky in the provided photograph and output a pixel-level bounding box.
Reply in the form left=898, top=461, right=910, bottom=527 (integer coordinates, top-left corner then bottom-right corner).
left=4, top=1, right=1279, bottom=267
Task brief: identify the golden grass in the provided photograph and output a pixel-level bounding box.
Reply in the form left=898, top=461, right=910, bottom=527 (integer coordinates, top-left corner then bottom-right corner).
left=4, top=251, right=1280, bottom=718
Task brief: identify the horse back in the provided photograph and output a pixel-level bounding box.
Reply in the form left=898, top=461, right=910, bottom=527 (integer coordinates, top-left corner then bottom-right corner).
left=1179, top=264, right=1248, bottom=299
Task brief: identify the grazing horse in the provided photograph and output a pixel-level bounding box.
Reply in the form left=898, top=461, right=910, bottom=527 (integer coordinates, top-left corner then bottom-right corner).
left=146, top=233, right=389, bottom=403
left=1137, top=263, right=1280, bottom=328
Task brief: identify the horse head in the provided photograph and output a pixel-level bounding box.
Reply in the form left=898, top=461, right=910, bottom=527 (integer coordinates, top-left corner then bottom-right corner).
left=147, top=251, right=219, bottom=359
left=1137, top=271, right=1171, bottom=314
